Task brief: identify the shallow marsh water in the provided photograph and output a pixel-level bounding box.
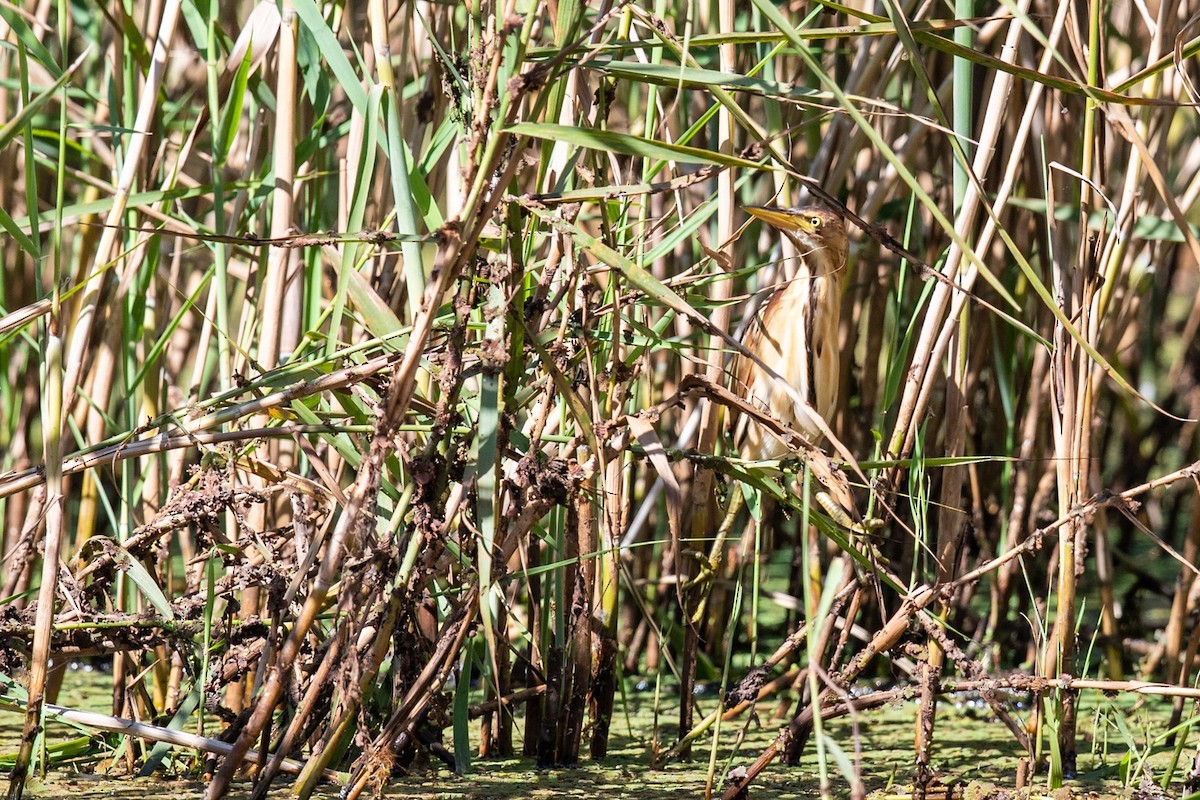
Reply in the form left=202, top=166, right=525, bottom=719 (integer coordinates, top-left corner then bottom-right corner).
left=4, top=664, right=1173, bottom=799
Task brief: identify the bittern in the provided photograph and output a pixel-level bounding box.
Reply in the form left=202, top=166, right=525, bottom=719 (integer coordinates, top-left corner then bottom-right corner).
left=690, top=205, right=853, bottom=618
left=731, top=205, right=849, bottom=458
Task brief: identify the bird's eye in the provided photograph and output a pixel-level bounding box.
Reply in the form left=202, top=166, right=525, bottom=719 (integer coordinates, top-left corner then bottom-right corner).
left=810, top=216, right=821, bottom=227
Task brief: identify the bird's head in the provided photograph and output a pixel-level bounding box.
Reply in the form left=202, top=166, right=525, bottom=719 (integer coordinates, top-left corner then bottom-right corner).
left=745, top=205, right=848, bottom=271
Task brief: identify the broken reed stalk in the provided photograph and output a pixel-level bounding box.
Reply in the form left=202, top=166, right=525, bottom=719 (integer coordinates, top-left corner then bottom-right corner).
left=0, top=699, right=342, bottom=782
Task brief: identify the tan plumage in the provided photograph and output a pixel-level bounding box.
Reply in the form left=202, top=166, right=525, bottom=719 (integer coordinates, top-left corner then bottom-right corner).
left=732, top=205, right=849, bottom=461
left=687, top=206, right=854, bottom=621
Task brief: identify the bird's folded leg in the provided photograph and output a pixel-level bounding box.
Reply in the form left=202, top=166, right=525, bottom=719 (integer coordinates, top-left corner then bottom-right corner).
left=797, top=454, right=885, bottom=575
left=803, top=454, right=873, bottom=527
left=814, top=491, right=884, bottom=537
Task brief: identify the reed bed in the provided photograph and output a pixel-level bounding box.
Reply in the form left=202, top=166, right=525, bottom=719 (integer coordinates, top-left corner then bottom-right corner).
left=1, top=0, right=1199, bottom=798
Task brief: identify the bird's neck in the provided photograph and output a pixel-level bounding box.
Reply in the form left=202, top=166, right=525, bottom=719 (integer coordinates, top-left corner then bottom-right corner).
left=799, top=249, right=844, bottom=282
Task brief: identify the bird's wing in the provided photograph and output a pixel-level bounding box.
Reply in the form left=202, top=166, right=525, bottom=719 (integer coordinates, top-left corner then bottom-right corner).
left=807, top=270, right=840, bottom=419
left=729, top=322, right=759, bottom=453
left=729, top=289, right=786, bottom=454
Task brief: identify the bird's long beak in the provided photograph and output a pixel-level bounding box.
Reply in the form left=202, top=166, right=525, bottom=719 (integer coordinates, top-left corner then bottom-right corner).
left=744, top=205, right=810, bottom=232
